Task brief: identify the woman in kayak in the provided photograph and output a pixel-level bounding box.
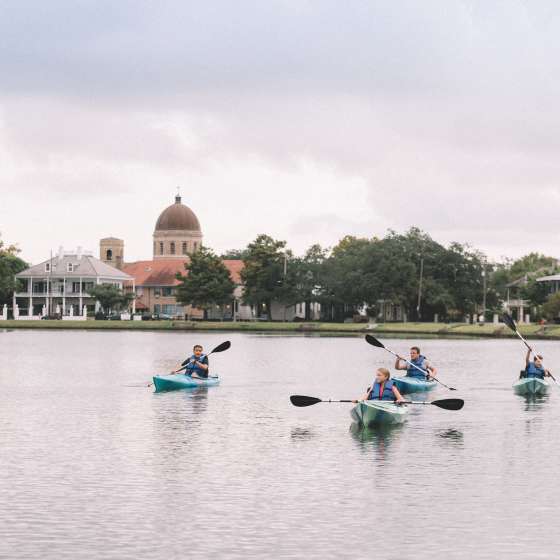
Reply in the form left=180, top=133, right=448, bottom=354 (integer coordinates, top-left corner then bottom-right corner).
left=175, top=345, right=209, bottom=379
left=394, top=346, right=437, bottom=379
left=354, top=368, right=406, bottom=403
left=523, top=349, right=552, bottom=379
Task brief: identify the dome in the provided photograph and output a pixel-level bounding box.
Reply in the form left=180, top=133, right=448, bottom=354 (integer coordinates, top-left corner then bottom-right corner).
left=155, top=195, right=201, bottom=231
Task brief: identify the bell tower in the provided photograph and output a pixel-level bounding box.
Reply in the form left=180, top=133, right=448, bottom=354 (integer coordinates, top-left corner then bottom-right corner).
left=100, top=237, right=124, bottom=269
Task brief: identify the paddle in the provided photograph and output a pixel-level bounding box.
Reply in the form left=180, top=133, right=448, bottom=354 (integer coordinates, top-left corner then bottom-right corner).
left=365, top=334, right=457, bottom=391
left=146, top=340, right=231, bottom=387
left=502, top=313, right=557, bottom=384
left=290, top=395, right=464, bottom=411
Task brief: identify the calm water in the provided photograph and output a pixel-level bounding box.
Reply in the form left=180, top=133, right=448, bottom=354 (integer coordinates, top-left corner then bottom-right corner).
left=1, top=330, right=559, bottom=559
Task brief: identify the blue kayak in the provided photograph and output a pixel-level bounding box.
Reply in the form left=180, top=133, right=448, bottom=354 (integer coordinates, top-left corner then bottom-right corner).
left=393, top=377, right=437, bottom=394
left=153, top=374, right=220, bottom=393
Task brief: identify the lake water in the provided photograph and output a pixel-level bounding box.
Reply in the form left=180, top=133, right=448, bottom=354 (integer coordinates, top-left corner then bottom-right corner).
left=1, top=329, right=559, bottom=559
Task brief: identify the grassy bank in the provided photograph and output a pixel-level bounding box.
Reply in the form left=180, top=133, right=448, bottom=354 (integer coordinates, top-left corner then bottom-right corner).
left=1, top=319, right=560, bottom=339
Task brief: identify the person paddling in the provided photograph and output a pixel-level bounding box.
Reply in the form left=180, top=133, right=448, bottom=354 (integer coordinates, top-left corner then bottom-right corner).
left=394, top=346, right=437, bottom=379
left=353, top=368, right=405, bottom=403
left=522, top=349, right=552, bottom=379
left=174, top=344, right=209, bottom=379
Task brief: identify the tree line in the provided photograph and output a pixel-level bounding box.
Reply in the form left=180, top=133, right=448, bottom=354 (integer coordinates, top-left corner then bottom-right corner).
left=176, top=228, right=560, bottom=322
left=2, top=230, right=559, bottom=321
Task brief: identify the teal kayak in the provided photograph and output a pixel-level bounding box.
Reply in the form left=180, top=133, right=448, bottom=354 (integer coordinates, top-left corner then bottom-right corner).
left=153, top=374, right=220, bottom=393
left=513, top=377, right=550, bottom=397
left=393, top=377, right=437, bottom=394
left=350, top=400, right=408, bottom=427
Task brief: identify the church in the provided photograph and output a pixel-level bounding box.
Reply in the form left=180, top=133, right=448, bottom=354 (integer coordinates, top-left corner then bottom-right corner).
left=99, top=193, right=251, bottom=320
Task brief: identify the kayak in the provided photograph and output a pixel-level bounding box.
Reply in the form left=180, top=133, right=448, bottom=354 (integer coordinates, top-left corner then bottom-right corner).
left=513, top=377, right=550, bottom=397
left=153, top=374, right=220, bottom=393
left=350, top=400, right=408, bottom=427
left=393, top=377, right=437, bottom=394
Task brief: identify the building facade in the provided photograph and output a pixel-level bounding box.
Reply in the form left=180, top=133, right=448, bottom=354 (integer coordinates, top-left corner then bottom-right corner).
left=14, top=248, right=133, bottom=318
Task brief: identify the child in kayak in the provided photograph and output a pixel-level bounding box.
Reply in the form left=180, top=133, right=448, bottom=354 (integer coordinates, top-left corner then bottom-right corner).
left=522, top=349, right=552, bottom=379
left=394, top=346, right=437, bottom=379
left=174, top=345, right=209, bottom=379
left=354, top=368, right=405, bottom=403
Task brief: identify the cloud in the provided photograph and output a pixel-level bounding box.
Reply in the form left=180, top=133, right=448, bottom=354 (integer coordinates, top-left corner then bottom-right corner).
left=1, top=1, right=560, bottom=263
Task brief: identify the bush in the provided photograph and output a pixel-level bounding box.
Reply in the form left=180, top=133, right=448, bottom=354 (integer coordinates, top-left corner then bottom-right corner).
left=542, top=292, right=560, bottom=320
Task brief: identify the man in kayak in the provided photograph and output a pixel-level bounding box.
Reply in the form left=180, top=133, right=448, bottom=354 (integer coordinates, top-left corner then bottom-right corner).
left=354, top=368, right=406, bottom=403
left=394, top=346, right=437, bottom=379
left=176, top=345, right=209, bottom=379
left=522, top=349, right=552, bottom=379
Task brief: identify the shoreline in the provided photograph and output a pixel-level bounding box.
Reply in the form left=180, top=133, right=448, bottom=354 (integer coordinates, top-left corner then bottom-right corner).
left=1, top=320, right=559, bottom=339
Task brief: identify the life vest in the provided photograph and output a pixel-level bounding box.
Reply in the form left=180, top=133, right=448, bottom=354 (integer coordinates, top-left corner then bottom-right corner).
left=525, top=361, right=545, bottom=379
left=184, top=354, right=209, bottom=378
left=368, top=379, right=396, bottom=401
left=407, top=355, right=428, bottom=379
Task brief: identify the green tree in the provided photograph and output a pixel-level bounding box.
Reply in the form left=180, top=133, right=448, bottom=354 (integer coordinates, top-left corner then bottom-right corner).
left=542, top=292, right=560, bottom=321
left=0, top=237, right=27, bottom=306
left=241, top=234, right=289, bottom=320
left=176, top=247, right=235, bottom=319
left=509, top=253, right=558, bottom=278
left=88, top=284, right=134, bottom=315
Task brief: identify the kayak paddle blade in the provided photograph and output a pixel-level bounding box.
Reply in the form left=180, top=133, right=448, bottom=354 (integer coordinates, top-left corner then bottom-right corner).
left=290, top=395, right=323, bottom=407
left=431, top=398, right=464, bottom=411
left=502, top=313, right=516, bottom=332
left=365, top=334, right=385, bottom=349
left=210, top=341, right=231, bottom=354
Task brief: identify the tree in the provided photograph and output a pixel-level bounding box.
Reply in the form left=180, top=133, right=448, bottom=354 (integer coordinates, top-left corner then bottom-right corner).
left=241, top=234, right=288, bottom=320
left=176, top=247, right=235, bottom=319
left=542, top=292, right=560, bottom=321
left=0, top=237, right=27, bottom=306
left=88, top=284, right=134, bottom=315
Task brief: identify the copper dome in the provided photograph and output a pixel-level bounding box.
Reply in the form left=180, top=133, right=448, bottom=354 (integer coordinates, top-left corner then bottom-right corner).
left=155, top=195, right=201, bottom=231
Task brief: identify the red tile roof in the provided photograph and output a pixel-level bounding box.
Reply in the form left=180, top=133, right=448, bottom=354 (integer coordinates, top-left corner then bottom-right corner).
left=123, top=259, right=244, bottom=287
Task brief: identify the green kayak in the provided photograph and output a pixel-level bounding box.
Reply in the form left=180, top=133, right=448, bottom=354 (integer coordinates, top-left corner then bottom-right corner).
left=153, top=374, right=220, bottom=393
left=513, top=377, right=550, bottom=397
left=350, top=400, right=408, bottom=427
left=393, top=377, right=437, bottom=394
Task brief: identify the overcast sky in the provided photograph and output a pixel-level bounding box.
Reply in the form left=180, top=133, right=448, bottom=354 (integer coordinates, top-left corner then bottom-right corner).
left=1, top=1, right=560, bottom=264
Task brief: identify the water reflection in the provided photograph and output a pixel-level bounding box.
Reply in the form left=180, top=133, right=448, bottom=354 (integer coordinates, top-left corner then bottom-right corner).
left=349, top=422, right=404, bottom=462
left=519, top=395, right=549, bottom=411
left=436, top=428, right=464, bottom=444
left=290, top=427, right=316, bottom=440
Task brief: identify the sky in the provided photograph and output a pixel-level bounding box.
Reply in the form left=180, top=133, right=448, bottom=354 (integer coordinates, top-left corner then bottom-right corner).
left=1, top=0, right=560, bottom=264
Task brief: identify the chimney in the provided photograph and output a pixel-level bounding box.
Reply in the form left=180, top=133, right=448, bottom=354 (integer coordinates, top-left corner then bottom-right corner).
left=77, top=246, right=83, bottom=260
left=58, top=246, right=64, bottom=261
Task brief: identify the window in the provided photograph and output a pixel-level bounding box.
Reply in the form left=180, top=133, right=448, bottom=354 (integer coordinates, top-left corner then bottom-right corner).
left=193, top=242, right=198, bottom=251
left=154, top=304, right=161, bottom=313
left=182, top=242, right=188, bottom=255
left=162, top=287, right=173, bottom=296
left=67, top=263, right=74, bottom=273
left=154, top=288, right=161, bottom=297
left=170, top=242, right=175, bottom=255
left=159, top=242, right=164, bottom=255
left=45, top=263, right=51, bottom=272
left=106, top=249, right=113, bottom=261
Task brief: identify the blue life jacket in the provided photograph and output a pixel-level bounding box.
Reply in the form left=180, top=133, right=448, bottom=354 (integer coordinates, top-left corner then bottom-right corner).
left=368, top=379, right=396, bottom=401
left=183, top=354, right=209, bottom=378
left=407, top=355, right=428, bottom=379
left=526, top=361, right=545, bottom=379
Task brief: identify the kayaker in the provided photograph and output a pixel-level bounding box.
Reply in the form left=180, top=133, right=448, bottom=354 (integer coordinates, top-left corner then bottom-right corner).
left=354, top=368, right=405, bottom=403
left=394, top=346, right=437, bottom=379
left=522, top=349, right=552, bottom=379
left=176, top=345, right=209, bottom=379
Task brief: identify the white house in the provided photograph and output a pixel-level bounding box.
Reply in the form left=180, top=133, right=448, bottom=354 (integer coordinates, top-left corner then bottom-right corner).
left=14, top=247, right=134, bottom=319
